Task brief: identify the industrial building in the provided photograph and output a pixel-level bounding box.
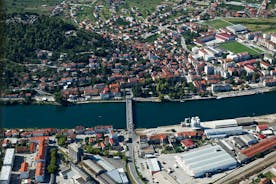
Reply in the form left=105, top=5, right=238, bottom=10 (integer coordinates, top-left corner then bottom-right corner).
left=238, top=136, right=276, bottom=162
left=204, top=126, right=244, bottom=139
left=3, top=148, right=15, bottom=167
left=0, top=165, right=12, bottom=184
left=146, top=158, right=161, bottom=175
left=240, top=134, right=258, bottom=145
left=232, top=137, right=247, bottom=149
left=175, top=145, right=237, bottom=177
left=201, top=119, right=237, bottom=129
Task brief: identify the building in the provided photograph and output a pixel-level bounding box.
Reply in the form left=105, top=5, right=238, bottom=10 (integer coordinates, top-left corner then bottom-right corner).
left=256, top=124, right=268, bottom=132
left=232, top=137, right=247, bottom=149
left=35, top=162, right=45, bottom=183
left=175, top=145, right=237, bottom=177
left=3, top=149, right=15, bottom=167
left=181, top=139, right=196, bottom=150
left=68, top=143, right=82, bottom=163
left=146, top=158, right=161, bottom=175
left=0, top=165, right=12, bottom=184
left=201, top=119, right=237, bottom=129
left=107, top=168, right=129, bottom=184
left=20, top=162, right=29, bottom=179
left=226, top=24, right=248, bottom=34
left=204, top=126, right=244, bottom=139
left=238, top=136, right=276, bottom=162
left=240, top=134, right=258, bottom=145
left=211, top=84, right=232, bottom=93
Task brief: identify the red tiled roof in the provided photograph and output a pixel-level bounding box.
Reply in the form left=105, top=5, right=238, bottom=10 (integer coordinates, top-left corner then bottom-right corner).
left=181, top=139, right=195, bottom=147
left=257, top=124, right=268, bottom=131
left=240, top=136, right=276, bottom=158
left=20, top=162, right=28, bottom=172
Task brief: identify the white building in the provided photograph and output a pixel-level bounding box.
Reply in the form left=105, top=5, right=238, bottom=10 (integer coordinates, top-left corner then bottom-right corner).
left=68, top=143, right=82, bottom=163
left=204, top=126, right=244, bottom=139
left=3, top=149, right=15, bottom=167
left=201, top=119, right=237, bottom=129
left=0, top=165, right=12, bottom=184
left=175, top=145, right=237, bottom=177
left=146, top=158, right=161, bottom=175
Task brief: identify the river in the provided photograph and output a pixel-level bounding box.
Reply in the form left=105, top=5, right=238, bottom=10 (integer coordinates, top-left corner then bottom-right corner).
left=1, top=92, right=276, bottom=129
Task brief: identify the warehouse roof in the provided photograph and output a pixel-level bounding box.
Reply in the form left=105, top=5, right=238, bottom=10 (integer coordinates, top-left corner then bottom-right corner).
left=3, top=148, right=15, bottom=166
left=239, top=136, right=276, bottom=158
left=147, top=158, right=161, bottom=173
left=175, top=145, right=237, bottom=177
left=201, top=119, right=237, bottom=129
left=82, top=159, right=104, bottom=174
left=205, top=126, right=244, bottom=138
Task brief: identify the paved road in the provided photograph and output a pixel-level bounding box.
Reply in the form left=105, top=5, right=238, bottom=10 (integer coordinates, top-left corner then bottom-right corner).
left=126, top=98, right=144, bottom=184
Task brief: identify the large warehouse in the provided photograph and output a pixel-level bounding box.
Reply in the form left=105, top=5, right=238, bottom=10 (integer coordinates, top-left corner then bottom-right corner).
left=204, top=126, right=244, bottom=139
left=175, top=145, right=237, bottom=177
left=201, top=119, right=238, bottom=129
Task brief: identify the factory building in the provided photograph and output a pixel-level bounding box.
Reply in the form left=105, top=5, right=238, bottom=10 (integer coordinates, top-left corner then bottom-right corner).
left=232, top=137, right=247, bottom=149
left=0, top=165, right=12, bottom=184
left=175, top=145, right=237, bottom=177
left=146, top=158, right=161, bottom=175
left=204, top=126, right=244, bottom=139
left=201, top=119, right=237, bottom=129
left=238, top=136, right=276, bottom=162
left=240, top=134, right=258, bottom=145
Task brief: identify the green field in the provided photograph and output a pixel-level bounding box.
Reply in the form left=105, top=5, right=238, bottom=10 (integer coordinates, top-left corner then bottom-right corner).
left=225, top=17, right=276, bottom=33
left=219, top=41, right=261, bottom=55
left=202, top=19, right=232, bottom=29
left=4, top=0, right=62, bottom=15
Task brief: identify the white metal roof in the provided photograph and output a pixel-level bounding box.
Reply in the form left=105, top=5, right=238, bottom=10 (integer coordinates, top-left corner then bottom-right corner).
left=3, top=148, right=15, bottom=166
left=201, top=119, right=237, bottom=129
left=176, top=145, right=237, bottom=177
left=204, top=126, right=243, bottom=138
left=0, top=165, right=12, bottom=181
left=147, top=158, right=161, bottom=172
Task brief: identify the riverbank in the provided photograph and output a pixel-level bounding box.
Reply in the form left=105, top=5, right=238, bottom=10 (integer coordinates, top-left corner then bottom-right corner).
left=136, top=113, right=276, bottom=135
left=1, top=87, right=275, bottom=105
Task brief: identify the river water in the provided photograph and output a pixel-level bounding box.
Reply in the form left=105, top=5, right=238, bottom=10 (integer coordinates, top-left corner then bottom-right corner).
left=1, top=92, right=276, bottom=128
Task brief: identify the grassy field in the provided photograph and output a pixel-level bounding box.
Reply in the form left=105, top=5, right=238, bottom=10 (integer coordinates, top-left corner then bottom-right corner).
left=219, top=41, right=261, bottom=55
left=202, top=19, right=232, bottom=29
left=4, top=0, right=62, bottom=15
left=225, top=17, right=276, bottom=33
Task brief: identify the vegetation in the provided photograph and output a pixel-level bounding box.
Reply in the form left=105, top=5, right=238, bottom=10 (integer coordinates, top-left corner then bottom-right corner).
left=47, top=148, right=58, bottom=173
left=219, top=41, right=261, bottom=56
left=56, top=134, right=67, bottom=147
left=202, top=19, right=232, bottom=29
left=3, top=14, right=113, bottom=63
left=3, top=0, right=62, bottom=15
left=225, top=17, right=276, bottom=33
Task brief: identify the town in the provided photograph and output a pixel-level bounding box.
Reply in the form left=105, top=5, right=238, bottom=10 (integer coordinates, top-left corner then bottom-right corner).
left=1, top=113, right=276, bottom=184
left=1, top=0, right=276, bottom=104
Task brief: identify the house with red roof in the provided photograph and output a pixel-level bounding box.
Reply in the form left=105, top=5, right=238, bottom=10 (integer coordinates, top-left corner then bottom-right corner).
left=256, top=124, right=268, bottom=132
left=20, top=162, right=29, bottom=179
left=181, top=139, right=196, bottom=150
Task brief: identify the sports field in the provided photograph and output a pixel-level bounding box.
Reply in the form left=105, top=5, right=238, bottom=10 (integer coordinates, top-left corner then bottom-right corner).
left=219, top=41, right=261, bottom=55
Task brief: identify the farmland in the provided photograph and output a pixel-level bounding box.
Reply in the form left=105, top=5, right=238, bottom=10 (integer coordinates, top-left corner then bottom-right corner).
left=225, top=17, right=276, bottom=33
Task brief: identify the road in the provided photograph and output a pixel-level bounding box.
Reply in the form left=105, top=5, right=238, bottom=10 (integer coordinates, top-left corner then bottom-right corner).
left=126, top=97, right=144, bottom=184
